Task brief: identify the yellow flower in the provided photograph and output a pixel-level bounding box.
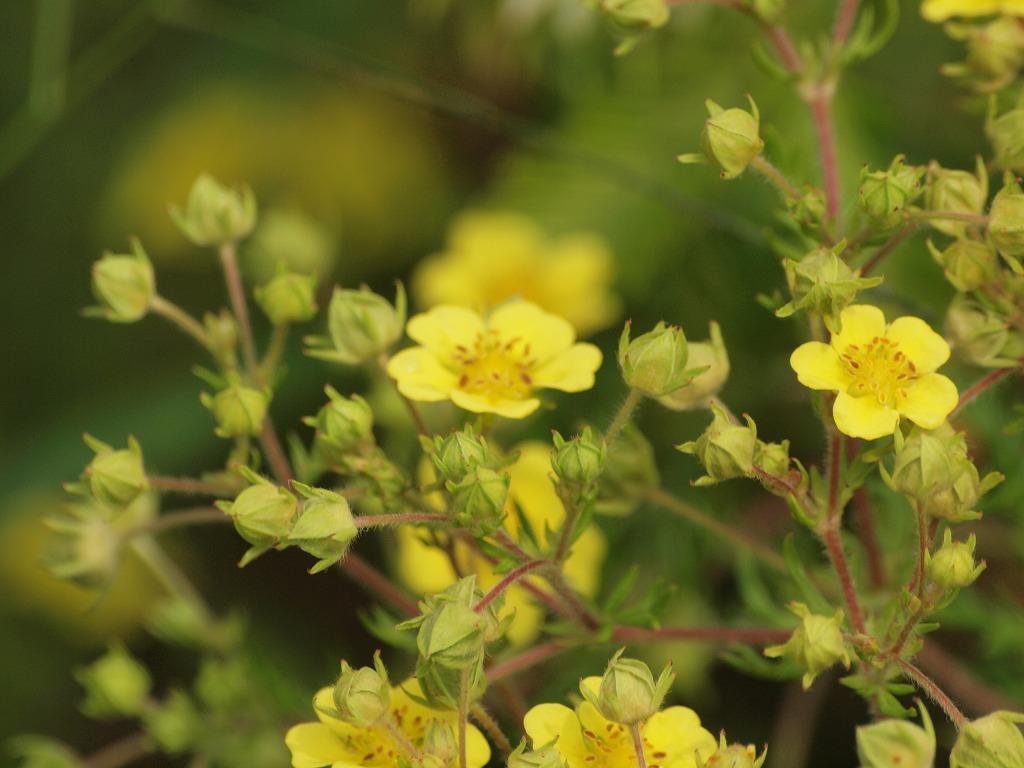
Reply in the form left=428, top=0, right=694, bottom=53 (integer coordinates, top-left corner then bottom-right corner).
left=922, top=0, right=1024, bottom=21
left=790, top=305, right=958, bottom=440
left=394, top=443, right=607, bottom=646
left=523, top=677, right=717, bottom=768
left=285, top=680, right=490, bottom=768
left=386, top=301, right=603, bottom=419
left=412, top=211, right=621, bottom=336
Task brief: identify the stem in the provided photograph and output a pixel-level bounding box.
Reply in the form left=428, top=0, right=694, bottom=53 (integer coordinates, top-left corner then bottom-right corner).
left=129, top=533, right=213, bottom=620
left=612, top=625, right=793, bottom=644
left=911, top=500, right=928, bottom=599
left=906, top=209, right=988, bottom=225
left=858, top=225, right=914, bottom=277
left=354, top=512, right=451, bottom=529
left=149, top=294, right=215, bottom=352
left=766, top=25, right=805, bottom=72
left=260, top=323, right=289, bottom=381
left=886, top=604, right=925, bottom=659
left=805, top=81, right=841, bottom=232
left=852, top=486, right=886, bottom=590
left=339, top=552, right=420, bottom=617
left=750, top=155, right=802, bottom=200
left=470, top=704, right=514, bottom=759
left=604, top=387, right=643, bottom=446
left=83, top=733, right=152, bottom=768
left=124, top=506, right=229, bottom=538
left=540, top=565, right=602, bottom=631
left=147, top=476, right=237, bottom=496
left=821, top=523, right=867, bottom=635
left=891, top=656, right=966, bottom=728
left=475, top=559, right=547, bottom=614
left=952, top=365, right=1019, bottom=417
left=486, top=640, right=567, bottom=683
left=644, top=486, right=787, bottom=572
left=219, top=241, right=258, bottom=374
left=259, top=416, right=294, bottom=483
left=382, top=720, right=423, bottom=765
left=628, top=723, right=649, bottom=768
left=916, top=639, right=1023, bottom=715
left=826, top=434, right=844, bottom=520
left=831, top=0, right=861, bottom=50
left=457, top=668, right=470, bottom=768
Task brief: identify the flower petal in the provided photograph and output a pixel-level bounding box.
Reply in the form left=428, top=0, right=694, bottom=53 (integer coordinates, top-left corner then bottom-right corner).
left=464, top=723, right=492, bottom=768
left=285, top=723, right=347, bottom=768
left=643, top=706, right=718, bottom=768
left=833, top=392, right=901, bottom=439
left=523, top=702, right=579, bottom=751
left=832, top=304, right=887, bottom=351
left=790, top=342, right=849, bottom=390
left=886, top=316, right=951, bottom=372
left=394, top=526, right=458, bottom=594
left=406, top=305, right=483, bottom=358
left=449, top=388, right=540, bottom=418
left=488, top=301, right=577, bottom=363
left=531, top=343, right=603, bottom=392
left=386, top=348, right=459, bottom=402
left=897, top=373, right=959, bottom=429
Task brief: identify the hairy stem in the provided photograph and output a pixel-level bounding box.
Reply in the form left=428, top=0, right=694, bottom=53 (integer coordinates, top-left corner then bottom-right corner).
left=150, top=294, right=215, bottom=352
left=339, top=552, right=420, bottom=617
left=629, top=723, right=649, bottom=768
left=476, top=559, right=547, bottom=614
left=487, top=640, right=567, bottom=683
left=83, top=733, right=152, bottom=768
left=892, top=656, right=966, bottom=728
left=604, top=387, right=643, bottom=446
left=953, top=365, right=1020, bottom=417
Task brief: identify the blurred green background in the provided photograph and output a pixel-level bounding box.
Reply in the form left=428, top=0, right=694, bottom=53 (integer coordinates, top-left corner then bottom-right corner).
left=1, top=1, right=1016, bottom=766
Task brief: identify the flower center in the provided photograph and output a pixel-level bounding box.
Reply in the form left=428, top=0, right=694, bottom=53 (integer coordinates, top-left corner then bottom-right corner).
left=581, top=721, right=667, bottom=768
left=452, top=329, right=536, bottom=402
left=338, top=703, right=427, bottom=766
left=840, top=335, right=918, bottom=406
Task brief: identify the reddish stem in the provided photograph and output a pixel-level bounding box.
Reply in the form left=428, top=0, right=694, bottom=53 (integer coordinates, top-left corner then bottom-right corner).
left=475, top=559, right=547, bottom=613
left=822, top=523, right=868, bottom=635
left=891, top=655, right=966, bottom=728
left=952, top=365, right=1019, bottom=417
left=853, top=486, right=886, bottom=590
left=487, top=640, right=567, bottom=683
left=832, top=0, right=861, bottom=50
left=339, top=552, right=420, bottom=617
left=807, top=86, right=841, bottom=232
left=612, top=625, right=793, bottom=644
left=354, top=512, right=451, bottom=529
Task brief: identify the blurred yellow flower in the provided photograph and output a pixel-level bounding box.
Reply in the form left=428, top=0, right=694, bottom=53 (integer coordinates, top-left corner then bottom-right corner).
left=922, top=0, right=1024, bottom=20
left=790, top=305, right=958, bottom=440
left=523, top=677, right=717, bottom=768
left=285, top=680, right=490, bottom=768
left=394, top=442, right=607, bottom=646
left=386, top=301, right=603, bottom=418
left=412, top=211, right=621, bottom=336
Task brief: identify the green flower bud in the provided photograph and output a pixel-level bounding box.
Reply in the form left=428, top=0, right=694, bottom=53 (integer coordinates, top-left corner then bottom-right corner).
left=142, top=690, right=202, bottom=753
left=987, top=98, right=1024, bottom=174
left=551, top=428, right=606, bottom=486
left=254, top=266, right=319, bottom=325
left=946, top=295, right=1024, bottom=367
left=242, top=207, right=336, bottom=283
left=987, top=176, right=1024, bottom=272
left=169, top=173, right=257, bottom=247
left=327, top=652, right=390, bottom=728
left=748, top=0, right=784, bottom=23
left=679, top=96, right=764, bottom=180
left=950, top=711, right=1024, bottom=768
left=589, top=0, right=669, bottom=54
left=657, top=322, right=731, bottom=410
left=75, top=644, right=151, bottom=717
left=927, top=529, right=986, bottom=590
left=678, top=404, right=757, bottom=486
left=856, top=708, right=935, bottom=768
left=287, top=483, right=358, bottom=574
left=305, top=284, right=406, bottom=365
left=702, top=734, right=767, bottom=768
left=619, top=320, right=703, bottom=397
left=147, top=597, right=244, bottom=654
left=423, top=425, right=496, bottom=485
left=304, top=387, right=375, bottom=465
left=215, top=474, right=297, bottom=566
left=7, top=737, right=83, bottom=768
left=927, top=238, right=999, bottom=292
left=943, top=16, right=1024, bottom=91
left=200, top=378, right=271, bottom=438
left=84, top=239, right=155, bottom=323
left=785, top=186, right=828, bottom=232
left=580, top=648, right=674, bottom=725
left=508, top=740, right=569, bottom=768
left=420, top=721, right=459, bottom=767
left=925, top=157, right=988, bottom=237
left=596, top=422, right=659, bottom=516
left=764, top=603, right=850, bottom=689
left=775, top=241, right=882, bottom=332
left=447, top=466, right=509, bottom=535
left=416, top=656, right=488, bottom=711
left=859, top=155, right=925, bottom=228
left=65, top=434, right=148, bottom=510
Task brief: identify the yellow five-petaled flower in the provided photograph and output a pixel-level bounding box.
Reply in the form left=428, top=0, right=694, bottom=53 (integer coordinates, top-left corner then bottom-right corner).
left=386, top=300, right=603, bottom=419
left=790, top=305, right=959, bottom=440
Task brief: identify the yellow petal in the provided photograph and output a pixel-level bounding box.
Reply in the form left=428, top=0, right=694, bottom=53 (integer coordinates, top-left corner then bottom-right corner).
left=523, top=702, right=579, bottom=750
left=464, top=723, right=492, bottom=768
left=449, top=388, right=540, bottom=418
left=833, top=392, right=901, bottom=439
left=488, top=301, right=577, bottom=363
left=386, top=347, right=459, bottom=401
left=897, top=373, right=959, bottom=429
left=790, top=342, right=848, bottom=390
left=509, top=442, right=564, bottom=533
left=406, top=305, right=483, bottom=358
left=531, top=343, right=603, bottom=392
left=886, top=316, right=951, bottom=372
left=921, top=0, right=1024, bottom=21
left=832, top=305, right=887, bottom=351
left=285, top=723, right=347, bottom=768
left=563, top=525, right=607, bottom=599
left=500, top=583, right=546, bottom=646
left=643, top=707, right=718, bottom=768
left=394, top=526, right=458, bottom=594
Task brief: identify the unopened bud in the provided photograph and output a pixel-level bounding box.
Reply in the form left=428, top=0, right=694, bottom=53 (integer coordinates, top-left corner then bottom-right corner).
left=859, top=155, right=925, bottom=228
left=304, top=387, right=375, bottom=465
left=305, top=284, right=406, bottom=364
left=447, top=467, right=509, bottom=535
left=943, top=16, right=1024, bottom=91
left=987, top=175, right=1024, bottom=271
left=702, top=734, right=767, bottom=768
left=679, top=95, right=764, bottom=179
left=84, top=239, right=155, bottom=323
left=75, top=644, right=151, bottom=717
left=254, top=266, right=318, bottom=325
left=946, top=295, right=1024, bottom=367
left=764, top=603, right=850, bottom=689
left=619, top=321, right=701, bottom=397
left=776, top=241, right=882, bottom=332
left=590, top=0, right=669, bottom=54
left=927, top=238, right=998, bottom=292
left=927, top=529, right=985, bottom=590
left=551, top=428, right=605, bottom=486
left=657, top=322, right=731, bottom=410
left=200, top=379, right=270, bottom=438
left=987, top=98, right=1024, bottom=174
left=856, top=708, right=935, bottom=768
left=287, top=483, right=357, bottom=573
left=169, top=174, right=257, bottom=246
left=215, top=473, right=297, bottom=566
left=925, top=157, right=988, bottom=236
left=327, top=652, right=390, bottom=728
left=8, top=737, right=83, bottom=768
left=508, top=740, right=568, bottom=768
left=66, top=434, right=148, bottom=510
left=950, top=711, right=1024, bottom=768
left=678, top=404, right=757, bottom=486
left=424, top=426, right=497, bottom=485
left=580, top=648, right=674, bottom=725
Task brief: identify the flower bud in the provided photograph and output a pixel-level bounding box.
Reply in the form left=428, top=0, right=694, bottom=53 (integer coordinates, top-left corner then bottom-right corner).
left=657, top=322, right=731, bottom=410
left=447, top=467, right=509, bottom=535
left=590, top=0, right=669, bottom=54
left=678, top=404, right=757, bottom=486
left=42, top=502, right=129, bottom=588
left=420, top=721, right=459, bottom=767
left=147, top=597, right=243, bottom=654
left=304, top=387, right=375, bottom=465
left=950, top=711, right=1024, bottom=768
left=618, top=320, right=702, bottom=397
left=200, top=379, right=271, bottom=438
left=508, top=740, right=568, bottom=768
left=287, top=483, right=358, bottom=574
left=679, top=96, right=764, bottom=179
left=142, top=690, right=202, bottom=753
left=84, top=239, right=155, bottom=323
left=328, top=652, right=390, bottom=728
left=596, top=422, right=659, bottom=516
left=66, top=434, right=148, bottom=510
left=987, top=98, right=1024, bottom=173
left=215, top=474, right=297, bottom=566
left=551, top=428, right=606, bottom=486
left=75, top=644, right=151, bottom=717
left=416, top=657, right=488, bottom=711
left=8, top=737, right=83, bottom=768
left=946, top=295, right=1024, bottom=367
left=859, top=155, right=925, bottom=228
left=702, top=734, right=767, bottom=768
left=776, top=241, right=882, bottom=332
left=764, top=603, right=850, bottom=689
left=927, top=238, right=999, bottom=292
left=943, top=16, right=1024, bottom=91
left=254, top=266, right=319, bottom=325
left=169, top=174, right=257, bottom=247
left=203, top=309, right=240, bottom=365
left=785, top=186, right=828, bottom=232
left=305, top=284, right=406, bottom=365
left=987, top=176, right=1024, bottom=271
left=423, top=425, right=497, bottom=485
left=927, top=529, right=985, bottom=590
left=925, top=157, right=988, bottom=236
left=580, top=648, right=674, bottom=725
left=856, top=708, right=935, bottom=768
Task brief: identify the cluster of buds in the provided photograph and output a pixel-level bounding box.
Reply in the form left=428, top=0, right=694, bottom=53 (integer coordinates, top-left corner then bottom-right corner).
left=305, top=284, right=406, bottom=365
left=775, top=240, right=882, bottom=332
left=169, top=174, right=257, bottom=247
left=679, top=96, right=764, bottom=180
left=397, top=576, right=510, bottom=710
left=858, top=155, right=925, bottom=229
left=580, top=648, right=674, bottom=725
left=764, top=603, right=850, bottom=689
left=84, top=238, right=155, bottom=323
